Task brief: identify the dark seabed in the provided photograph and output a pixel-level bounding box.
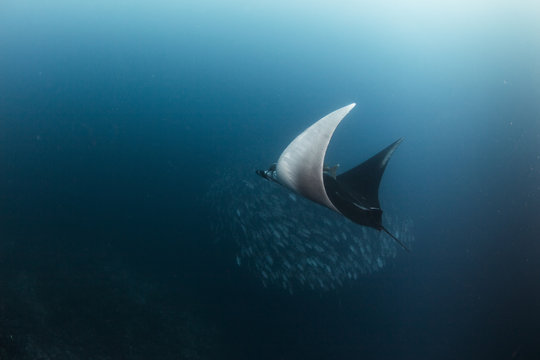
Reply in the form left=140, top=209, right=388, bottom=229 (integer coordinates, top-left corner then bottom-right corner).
left=0, top=1, right=539, bottom=359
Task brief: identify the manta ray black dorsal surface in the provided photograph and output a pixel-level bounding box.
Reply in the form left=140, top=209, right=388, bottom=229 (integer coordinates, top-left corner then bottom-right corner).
left=323, top=138, right=403, bottom=230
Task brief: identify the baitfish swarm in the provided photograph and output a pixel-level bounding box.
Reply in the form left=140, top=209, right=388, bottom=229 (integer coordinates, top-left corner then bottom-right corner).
left=206, top=169, right=414, bottom=292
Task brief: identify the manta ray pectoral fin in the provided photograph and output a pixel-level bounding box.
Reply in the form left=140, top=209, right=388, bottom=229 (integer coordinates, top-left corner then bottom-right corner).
left=324, top=138, right=404, bottom=229
left=276, top=103, right=356, bottom=212
left=335, top=138, right=404, bottom=209
left=323, top=138, right=408, bottom=252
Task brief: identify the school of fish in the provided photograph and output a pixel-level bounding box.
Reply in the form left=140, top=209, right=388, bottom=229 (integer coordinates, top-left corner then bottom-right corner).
left=206, top=168, right=414, bottom=292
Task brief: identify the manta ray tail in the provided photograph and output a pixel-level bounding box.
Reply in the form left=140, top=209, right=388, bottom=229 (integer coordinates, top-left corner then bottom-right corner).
left=381, top=226, right=410, bottom=252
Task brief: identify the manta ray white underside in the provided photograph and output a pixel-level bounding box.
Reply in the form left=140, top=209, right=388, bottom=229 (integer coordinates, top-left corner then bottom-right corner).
left=276, top=103, right=356, bottom=212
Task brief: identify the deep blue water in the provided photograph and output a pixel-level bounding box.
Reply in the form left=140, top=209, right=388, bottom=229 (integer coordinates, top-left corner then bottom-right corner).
left=1, top=1, right=539, bottom=359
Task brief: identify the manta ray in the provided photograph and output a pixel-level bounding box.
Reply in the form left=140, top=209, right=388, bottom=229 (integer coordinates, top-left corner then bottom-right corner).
left=256, top=103, right=409, bottom=252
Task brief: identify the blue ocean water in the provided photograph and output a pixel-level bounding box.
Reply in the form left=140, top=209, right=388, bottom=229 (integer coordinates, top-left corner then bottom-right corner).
left=0, top=1, right=539, bottom=359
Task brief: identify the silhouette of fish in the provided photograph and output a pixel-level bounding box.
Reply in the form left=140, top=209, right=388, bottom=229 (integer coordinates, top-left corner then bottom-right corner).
left=257, top=103, right=409, bottom=251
